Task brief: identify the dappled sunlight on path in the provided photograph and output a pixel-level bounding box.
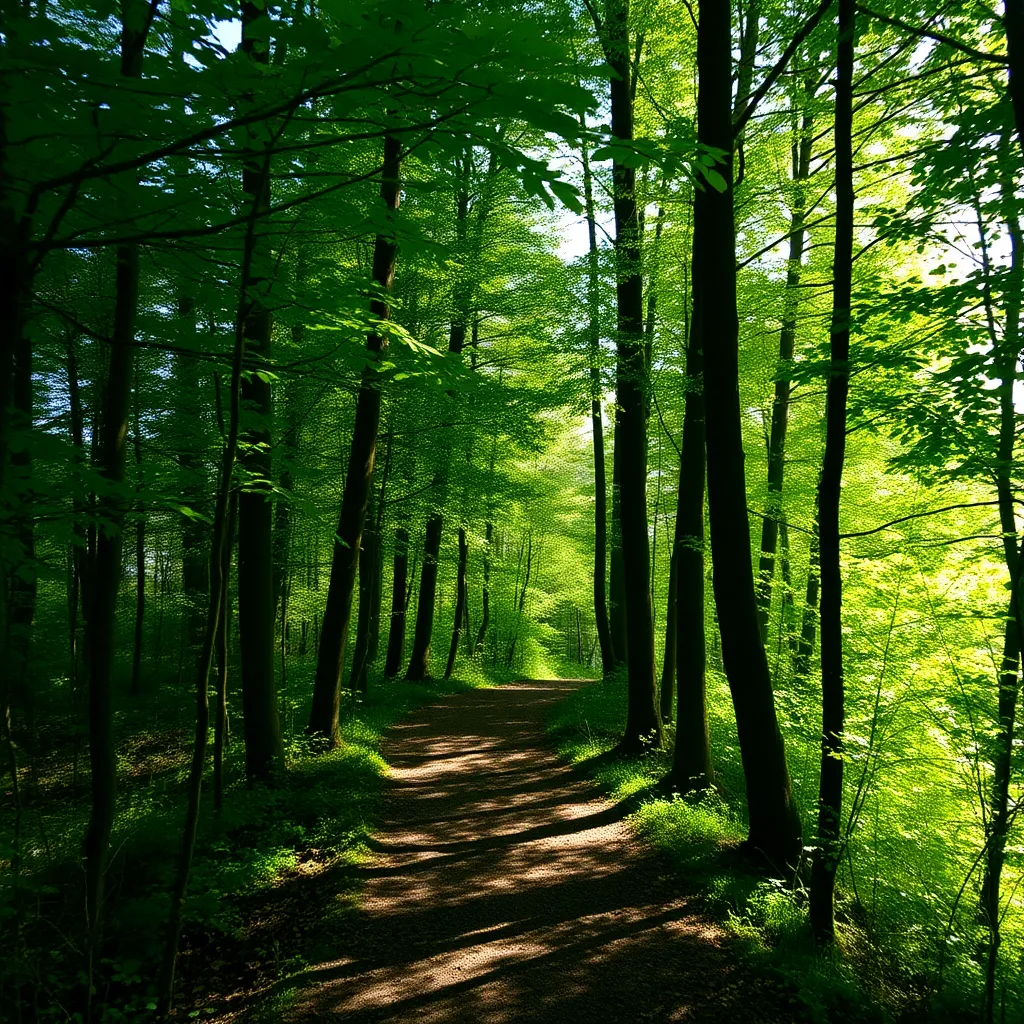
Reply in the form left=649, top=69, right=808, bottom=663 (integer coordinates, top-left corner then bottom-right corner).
left=284, top=681, right=772, bottom=1023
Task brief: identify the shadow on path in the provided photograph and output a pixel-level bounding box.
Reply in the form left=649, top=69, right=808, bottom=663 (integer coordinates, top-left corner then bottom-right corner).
left=241, top=681, right=787, bottom=1023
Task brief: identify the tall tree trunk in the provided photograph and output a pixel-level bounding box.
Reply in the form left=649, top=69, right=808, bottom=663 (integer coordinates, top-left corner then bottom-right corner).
left=696, top=0, right=801, bottom=869
left=608, top=436, right=627, bottom=663
left=405, top=147, right=480, bottom=681
left=308, top=133, right=402, bottom=741
left=384, top=526, right=409, bottom=677
left=177, top=303, right=208, bottom=663
left=444, top=527, right=469, bottom=680
left=670, top=242, right=711, bottom=794
left=793, top=511, right=820, bottom=675
left=978, top=134, right=1024, bottom=1023
left=352, top=434, right=390, bottom=691
left=157, top=165, right=260, bottom=1013
left=1004, top=0, right=1024, bottom=163
left=660, top=530, right=678, bottom=724
left=214, top=492, right=237, bottom=816
left=237, top=0, right=284, bottom=781
left=580, top=116, right=615, bottom=674
left=130, top=377, right=145, bottom=696
left=8, top=275, right=35, bottom=732
left=809, top=0, right=854, bottom=943
left=755, top=93, right=814, bottom=642
left=83, top=0, right=151, bottom=990
left=606, top=0, right=662, bottom=752
left=405, top=509, right=444, bottom=680
left=474, top=521, right=492, bottom=654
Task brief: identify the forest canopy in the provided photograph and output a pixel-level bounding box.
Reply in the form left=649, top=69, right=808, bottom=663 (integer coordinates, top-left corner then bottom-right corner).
left=2, top=0, right=1024, bottom=1020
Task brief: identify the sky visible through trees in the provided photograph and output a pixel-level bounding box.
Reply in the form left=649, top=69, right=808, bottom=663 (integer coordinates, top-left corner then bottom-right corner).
left=2, top=0, right=1024, bottom=1020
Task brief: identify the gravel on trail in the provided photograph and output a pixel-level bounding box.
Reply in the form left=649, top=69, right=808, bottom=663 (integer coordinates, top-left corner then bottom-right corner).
left=277, top=679, right=796, bottom=1023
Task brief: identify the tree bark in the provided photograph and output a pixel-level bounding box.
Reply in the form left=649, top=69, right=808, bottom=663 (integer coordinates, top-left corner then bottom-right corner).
left=978, top=132, right=1024, bottom=1022
left=696, top=0, right=801, bottom=869
left=755, top=92, right=814, bottom=642
left=608, top=435, right=627, bottom=663
left=384, top=526, right=409, bottom=677
left=793, top=510, right=820, bottom=676
left=474, top=520, right=493, bottom=654
left=659, top=539, right=678, bottom=724
left=157, top=155, right=259, bottom=1012
left=83, top=0, right=151, bottom=985
left=1004, top=0, right=1024, bottom=163
left=130, top=377, right=145, bottom=696
left=606, top=0, right=662, bottom=752
left=809, top=0, right=854, bottom=944
left=406, top=509, right=444, bottom=680
left=444, top=526, right=469, bottom=680
left=670, top=241, right=711, bottom=794
left=308, top=133, right=401, bottom=740
left=580, top=117, right=615, bottom=674
left=237, top=0, right=284, bottom=781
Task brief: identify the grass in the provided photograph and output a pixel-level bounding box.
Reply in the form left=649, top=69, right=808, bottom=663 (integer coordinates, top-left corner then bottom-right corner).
left=0, top=662, right=489, bottom=1023
left=544, top=671, right=974, bottom=1024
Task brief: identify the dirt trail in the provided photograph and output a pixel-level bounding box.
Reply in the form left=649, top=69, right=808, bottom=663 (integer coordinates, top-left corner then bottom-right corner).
left=285, top=680, right=780, bottom=1023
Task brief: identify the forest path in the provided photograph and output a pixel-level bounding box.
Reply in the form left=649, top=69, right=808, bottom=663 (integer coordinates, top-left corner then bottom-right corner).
left=284, top=679, right=775, bottom=1023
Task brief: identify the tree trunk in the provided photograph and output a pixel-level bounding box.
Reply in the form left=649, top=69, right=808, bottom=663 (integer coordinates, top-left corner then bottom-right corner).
left=659, top=533, right=678, bottom=724
left=474, top=521, right=492, bottom=654
left=670, top=243, right=711, bottom=794
left=606, top=0, right=662, bottom=753
left=83, top=0, right=151, bottom=984
left=177, top=301, right=208, bottom=664
left=405, top=510, right=444, bottom=680
left=157, top=158, right=260, bottom=1012
left=308, top=133, right=402, bottom=741
left=352, top=430, right=391, bottom=691
left=236, top=0, right=284, bottom=780
left=444, top=527, right=469, bottom=680
left=608, top=434, right=627, bottom=663
left=809, top=0, right=854, bottom=942
left=755, top=93, right=814, bottom=642
left=1004, top=0, right=1024, bottom=163
left=130, top=379, right=145, bottom=696
left=214, top=492, right=237, bottom=816
left=384, top=526, right=409, bottom=677
left=978, top=133, right=1024, bottom=1023
left=696, top=0, right=800, bottom=869
left=793, top=511, right=820, bottom=676
left=580, top=116, right=615, bottom=674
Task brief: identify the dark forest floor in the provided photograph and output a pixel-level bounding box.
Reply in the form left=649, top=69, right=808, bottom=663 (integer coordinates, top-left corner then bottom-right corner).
left=219, top=680, right=806, bottom=1023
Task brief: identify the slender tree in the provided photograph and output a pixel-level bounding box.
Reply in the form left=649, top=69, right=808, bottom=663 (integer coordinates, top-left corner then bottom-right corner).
left=308, top=132, right=402, bottom=742
left=809, top=0, right=853, bottom=941
left=696, top=0, right=800, bottom=868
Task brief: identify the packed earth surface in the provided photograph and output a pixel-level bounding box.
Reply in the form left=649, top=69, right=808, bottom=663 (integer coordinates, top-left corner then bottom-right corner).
left=234, top=681, right=797, bottom=1022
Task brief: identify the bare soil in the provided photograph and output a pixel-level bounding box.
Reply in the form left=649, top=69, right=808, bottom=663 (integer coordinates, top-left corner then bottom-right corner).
left=270, top=679, right=799, bottom=1023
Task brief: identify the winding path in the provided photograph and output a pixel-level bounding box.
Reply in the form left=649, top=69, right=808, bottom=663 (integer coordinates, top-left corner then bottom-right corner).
left=287, top=680, right=778, bottom=1023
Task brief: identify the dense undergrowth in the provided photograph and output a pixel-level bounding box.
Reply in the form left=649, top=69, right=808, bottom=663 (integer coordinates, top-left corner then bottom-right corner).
left=548, top=673, right=1024, bottom=1024
left=0, top=657, right=517, bottom=1022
